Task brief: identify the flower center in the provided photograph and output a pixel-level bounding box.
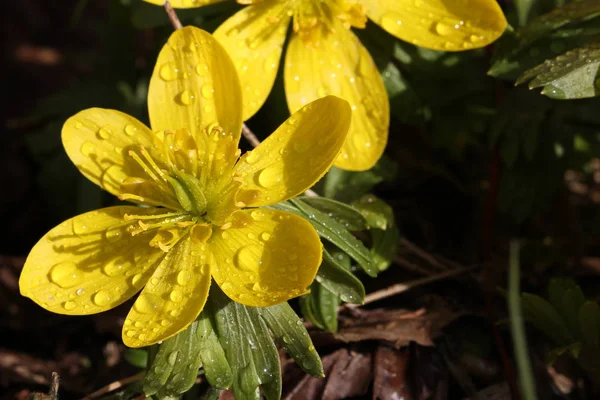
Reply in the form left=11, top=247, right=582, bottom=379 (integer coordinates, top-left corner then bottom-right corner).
left=116, top=125, right=245, bottom=252
left=286, top=0, right=367, bottom=44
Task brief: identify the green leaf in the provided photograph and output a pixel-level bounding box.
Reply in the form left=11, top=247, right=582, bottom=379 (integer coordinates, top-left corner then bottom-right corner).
left=259, top=303, right=324, bottom=377
left=143, top=321, right=203, bottom=396
left=322, top=156, right=398, bottom=202
left=371, top=226, right=401, bottom=272
left=300, top=197, right=367, bottom=231
left=289, top=198, right=378, bottom=277
left=521, top=293, right=574, bottom=345
left=517, top=44, right=600, bottom=99
left=299, top=294, right=325, bottom=331
left=578, top=301, right=600, bottom=350
left=316, top=249, right=365, bottom=304
left=195, top=313, right=233, bottom=389
left=513, top=0, right=600, bottom=52
left=124, top=348, right=147, bottom=369
left=306, top=282, right=340, bottom=333
left=548, top=278, right=586, bottom=340
left=207, top=286, right=281, bottom=400
left=351, top=194, right=394, bottom=230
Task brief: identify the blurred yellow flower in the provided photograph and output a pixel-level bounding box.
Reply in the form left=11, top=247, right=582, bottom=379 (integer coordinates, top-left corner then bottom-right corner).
left=19, top=26, right=351, bottom=348
left=145, top=0, right=507, bottom=170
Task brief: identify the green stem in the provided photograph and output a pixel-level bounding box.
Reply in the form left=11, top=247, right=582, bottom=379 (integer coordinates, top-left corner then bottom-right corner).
left=508, top=240, right=537, bottom=400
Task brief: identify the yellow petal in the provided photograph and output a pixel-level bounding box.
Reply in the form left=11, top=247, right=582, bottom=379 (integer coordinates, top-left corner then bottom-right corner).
left=233, top=96, right=351, bottom=206
left=143, top=0, right=225, bottom=8
left=148, top=26, right=243, bottom=143
left=20, top=206, right=166, bottom=315
left=123, top=234, right=212, bottom=347
left=364, top=0, right=507, bottom=51
left=284, top=28, right=389, bottom=171
left=63, top=109, right=181, bottom=209
left=214, top=1, right=290, bottom=120
left=209, top=209, right=322, bottom=307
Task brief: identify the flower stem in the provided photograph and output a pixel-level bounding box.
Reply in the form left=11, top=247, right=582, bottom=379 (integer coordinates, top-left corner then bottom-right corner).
left=163, top=1, right=182, bottom=30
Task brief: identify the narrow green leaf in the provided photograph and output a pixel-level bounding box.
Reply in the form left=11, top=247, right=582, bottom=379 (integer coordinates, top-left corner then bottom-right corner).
left=143, top=321, right=202, bottom=396
left=300, top=196, right=367, bottom=231
left=298, top=295, right=325, bottom=331
left=308, top=282, right=340, bottom=333
left=371, top=227, right=401, bottom=272
left=195, top=313, right=233, bottom=389
left=207, top=286, right=281, bottom=400
left=351, top=194, right=394, bottom=230
left=289, top=198, right=378, bottom=277
left=521, top=293, right=573, bottom=345
left=124, top=349, right=147, bottom=369
left=259, top=302, right=324, bottom=377
left=317, top=249, right=365, bottom=304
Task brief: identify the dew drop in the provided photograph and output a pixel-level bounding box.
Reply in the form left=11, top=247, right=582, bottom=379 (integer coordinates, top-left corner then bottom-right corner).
left=201, top=83, right=215, bottom=99
left=126, top=330, right=137, bottom=338
left=80, top=142, right=96, bottom=157
left=102, top=256, right=126, bottom=277
left=257, top=166, right=281, bottom=188
left=221, top=281, right=234, bottom=291
left=151, top=278, right=160, bottom=286
left=170, top=289, right=183, bottom=302
left=134, top=293, right=160, bottom=314
left=160, top=319, right=172, bottom=327
left=380, top=11, right=403, bottom=33
left=75, top=121, right=83, bottom=129
left=176, top=270, right=191, bottom=285
left=159, top=62, right=179, bottom=81
left=178, top=90, right=195, bottom=106
left=76, top=288, right=85, bottom=296
left=93, top=290, right=112, bottom=307
left=260, top=232, right=271, bottom=241
left=131, top=273, right=143, bottom=288
left=48, top=261, right=84, bottom=288
left=105, top=226, right=122, bottom=242
left=124, top=124, right=138, bottom=136
left=168, top=351, right=180, bottom=366
left=293, top=139, right=310, bottom=153
left=434, top=21, right=453, bottom=36
left=97, top=127, right=111, bottom=140
left=63, top=301, right=76, bottom=311
left=195, top=63, right=208, bottom=76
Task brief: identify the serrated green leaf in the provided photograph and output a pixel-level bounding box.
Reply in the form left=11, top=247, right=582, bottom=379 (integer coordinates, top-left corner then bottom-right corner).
left=300, top=197, right=367, bottom=231
left=124, top=348, right=147, bottom=369
left=316, top=249, right=365, bottom=304
left=351, top=194, right=394, bottom=230
left=289, top=198, right=378, bottom=277
left=371, top=227, right=401, bottom=272
left=207, top=286, right=281, bottom=400
left=259, top=302, right=324, bottom=377
left=195, top=313, right=232, bottom=389
left=143, top=321, right=203, bottom=396
left=578, top=301, right=600, bottom=350
left=521, top=293, right=573, bottom=345
left=548, top=278, right=586, bottom=339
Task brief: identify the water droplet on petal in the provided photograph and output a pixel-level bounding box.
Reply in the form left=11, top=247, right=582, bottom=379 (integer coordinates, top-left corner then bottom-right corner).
left=170, top=290, right=183, bottom=302
left=177, top=90, right=195, bottom=106
left=257, top=166, right=280, bottom=188
left=134, top=293, right=160, bottom=314
left=63, top=301, right=76, bottom=311
left=131, top=273, right=143, bottom=288
left=105, top=226, right=122, bottom=242
left=125, top=124, right=138, bottom=136
left=48, top=261, right=84, bottom=288
left=260, top=232, right=271, bottom=241
left=97, top=127, right=111, bottom=140
left=201, top=83, right=214, bottom=99
left=93, top=290, right=112, bottom=307
left=195, top=64, right=208, bottom=75
left=159, top=62, right=179, bottom=81
left=176, top=270, right=191, bottom=285
left=102, top=256, right=127, bottom=277
left=80, top=142, right=95, bottom=157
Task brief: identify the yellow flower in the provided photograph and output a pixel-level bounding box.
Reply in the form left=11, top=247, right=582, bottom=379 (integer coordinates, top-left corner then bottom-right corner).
left=19, top=27, right=351, bottom=348
left=145, top=0, right=506, bottom=171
